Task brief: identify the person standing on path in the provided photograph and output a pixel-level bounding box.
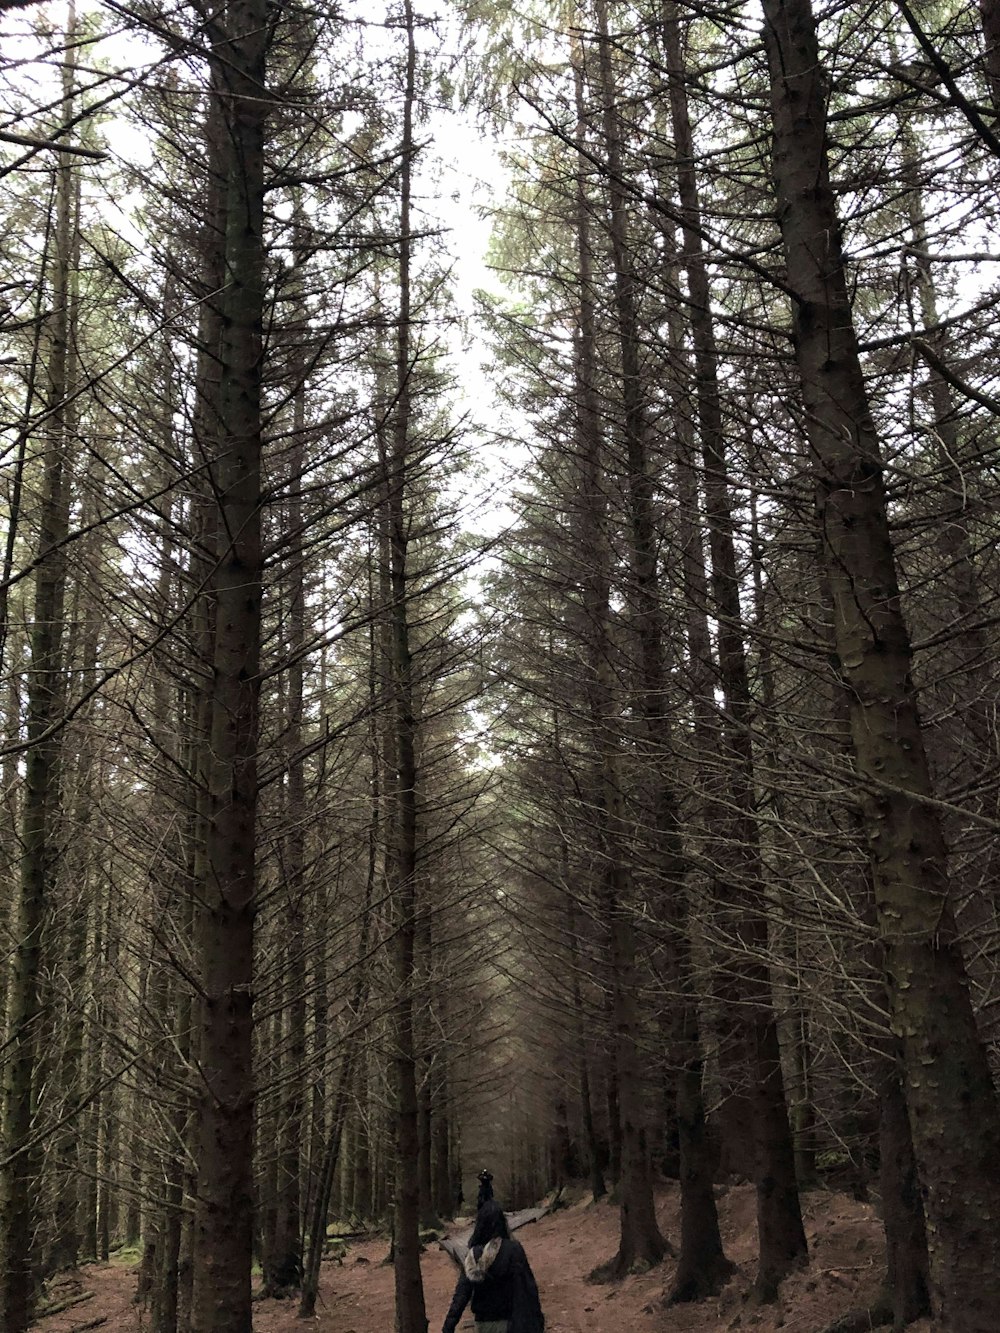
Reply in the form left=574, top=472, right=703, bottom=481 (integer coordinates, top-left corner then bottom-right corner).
left=441, top=1200, right=545, bottom=1333
left=476, top=1168, right=494, bottom=1208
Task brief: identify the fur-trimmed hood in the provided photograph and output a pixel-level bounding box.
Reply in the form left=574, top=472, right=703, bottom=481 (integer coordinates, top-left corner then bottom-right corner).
left=463, top=1237, right=516, bottom=1284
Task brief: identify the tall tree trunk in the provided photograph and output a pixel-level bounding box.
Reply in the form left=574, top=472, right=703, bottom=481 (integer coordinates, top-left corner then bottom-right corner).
left=0, top=22, right=78, bottom=1323
left=298, top=823, right=377, bottom=1314
left=562, top=870, right=606, bottom=1203
left=648, top=87, right=737, bottom=1313
left=569, top=151, right=647, bottom=1268
left=431, top=1046, right=452, bottom=1220
left=416, top=910, right=439, bottom=1230
left=190, top=1, right=269, bottom=1326
left=48, top=456, right=93, bottom=1282
left=980, top=0, right=1000, bottom=113
left=262, top=221, right=309, bottom=1298
left=762, top=0, right=1000, bottom=1322
left=896, top=109, right=1000, bottom=1046
left=747, top=484, right=818, bottom=1192
left=387, top=7, right=428, bottom=1329
left=585, top=6, right=670, bottom=1275
left=141, top=537, right=195, bottom=1333
left=97, top=891, right=118, bottom=1261
left=304, top=863, right=328, bottom=1235
left=81, top=897, right=104, bottom=1262
left=878, top=1051, right=930, bottom=1326
left=818, top=581, right=931, bottom=1328
left=661, top=5, right=807, bottom=1300
left=297, top=993, right=368, bottom=1315
left=160, top=139, right=225, bottom=1333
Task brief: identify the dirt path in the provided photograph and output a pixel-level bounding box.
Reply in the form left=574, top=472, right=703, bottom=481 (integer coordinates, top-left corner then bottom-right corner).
left=31, top=1184, right=934, bottom=1333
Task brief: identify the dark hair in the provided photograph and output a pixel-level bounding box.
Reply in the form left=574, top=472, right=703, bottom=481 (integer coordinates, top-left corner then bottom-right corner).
left=470, top=1199, right=510, bottom=1247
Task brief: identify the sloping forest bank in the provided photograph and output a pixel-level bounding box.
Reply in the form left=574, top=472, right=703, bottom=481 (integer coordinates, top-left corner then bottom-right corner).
left=31, top=1187, right=933, bottom=1333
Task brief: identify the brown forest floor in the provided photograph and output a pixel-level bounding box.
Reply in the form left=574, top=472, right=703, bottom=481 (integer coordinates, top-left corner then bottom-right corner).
left=32, top=1183, right=935, bottom=1333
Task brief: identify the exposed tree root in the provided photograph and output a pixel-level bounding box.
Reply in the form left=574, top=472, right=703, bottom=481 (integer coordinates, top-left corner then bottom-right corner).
left=665, top=1253, right=736, bottom=1305
left=588, top=1239, right=674, bottom=1284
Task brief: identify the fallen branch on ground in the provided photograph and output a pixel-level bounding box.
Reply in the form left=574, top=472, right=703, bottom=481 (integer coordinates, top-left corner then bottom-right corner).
left=37, top=1291, right=95, bottom=1319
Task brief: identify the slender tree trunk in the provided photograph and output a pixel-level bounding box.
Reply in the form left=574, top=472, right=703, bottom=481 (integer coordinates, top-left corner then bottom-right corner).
left=297, top=1024, right=363, bottom=1315
left=48, top=570, right=92, bottom=1276
left=896, top=112, right=1000, bottom=1046
left=431, top=1071, right=451, bottom=1220
left=649, top=95, right=737, bottom=1312
left=262, top=223, right=309, bottom=1297
left=569, top=135, right=645, bottom=1257
left=417, top=1072, right=436, bottom=1229
left=81, top=901, right=105, bottom=1263
left=585, top=8, right=671, bottom=1274
left=298, top=840, right=376, bottom=1314
left=660, top=6, right=806, bottom=1299
left=416, top=910, right=439, bottom=1230
left=565, top=260, right=618, bottom=1207
left=0, top=25, right=78, bottom=1322
left=163, top=148, right=224, bottom=1333
left=97, top=891, right=118, bottom=1261
left=304, top=872, right=328, bottom=1235
left=762, top=0, right=1000, bottom=1322
left=387, top=9, right=427, bottom=1329
left=563, top=880, right=606, bottom=1203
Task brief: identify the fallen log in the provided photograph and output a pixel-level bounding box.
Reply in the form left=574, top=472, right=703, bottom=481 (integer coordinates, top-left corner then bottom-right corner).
left=37, top=1291, right=95, bottom=1319
left=439, top=1206, right=550, bottom=1268
left=68, top=1317, right=108, bottom=1333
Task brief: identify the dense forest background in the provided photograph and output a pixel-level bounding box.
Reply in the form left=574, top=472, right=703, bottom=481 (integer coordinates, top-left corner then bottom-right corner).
left=2, top=0, right=1000, bottom=1329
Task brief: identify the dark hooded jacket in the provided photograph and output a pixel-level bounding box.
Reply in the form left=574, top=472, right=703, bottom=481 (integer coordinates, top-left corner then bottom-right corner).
left=442, top=1203, right=544, bottom=1333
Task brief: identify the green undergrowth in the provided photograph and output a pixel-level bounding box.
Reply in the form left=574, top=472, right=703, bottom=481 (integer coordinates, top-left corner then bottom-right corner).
left=109, top=1244, right=143, bottom=1268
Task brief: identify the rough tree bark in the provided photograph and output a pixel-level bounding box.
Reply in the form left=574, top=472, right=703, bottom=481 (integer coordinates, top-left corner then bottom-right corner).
left=0, top=22, right=78, bottom=1323
left=46, top=178, right=87, bottom=1284
left=652, top=111, right=740, bottom=1316
left=980, top=0, right=1000, bottom=112
left=762, top=0, right=1000, bottom=1323
left=584, top=3, right=674, bottom=1276
left=878, top=1051, right=930, bottom=1327
left=297, top=868, right=374, bottom=1316
left=261, top=213, right=309, bottom=1299
left=660, top=4, right=807, bottom=1300
left=189, top=0, right=269, bottom=1327
left=159, top=109, right=227, bottom=1332
left=562, top=869, right=606, bottom=1204
left=386, top=8, right=428, bottom=1330
left=895, top=107, right=1000, bottom=1051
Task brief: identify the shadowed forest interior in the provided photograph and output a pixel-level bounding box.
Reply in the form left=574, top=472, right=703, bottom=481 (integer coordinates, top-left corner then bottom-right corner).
left=3, top=0, right=1000, bottom=1330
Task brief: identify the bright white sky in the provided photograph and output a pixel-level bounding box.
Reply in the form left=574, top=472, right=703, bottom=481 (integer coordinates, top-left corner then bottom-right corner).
left=2, top=0, right=525, bottom=517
